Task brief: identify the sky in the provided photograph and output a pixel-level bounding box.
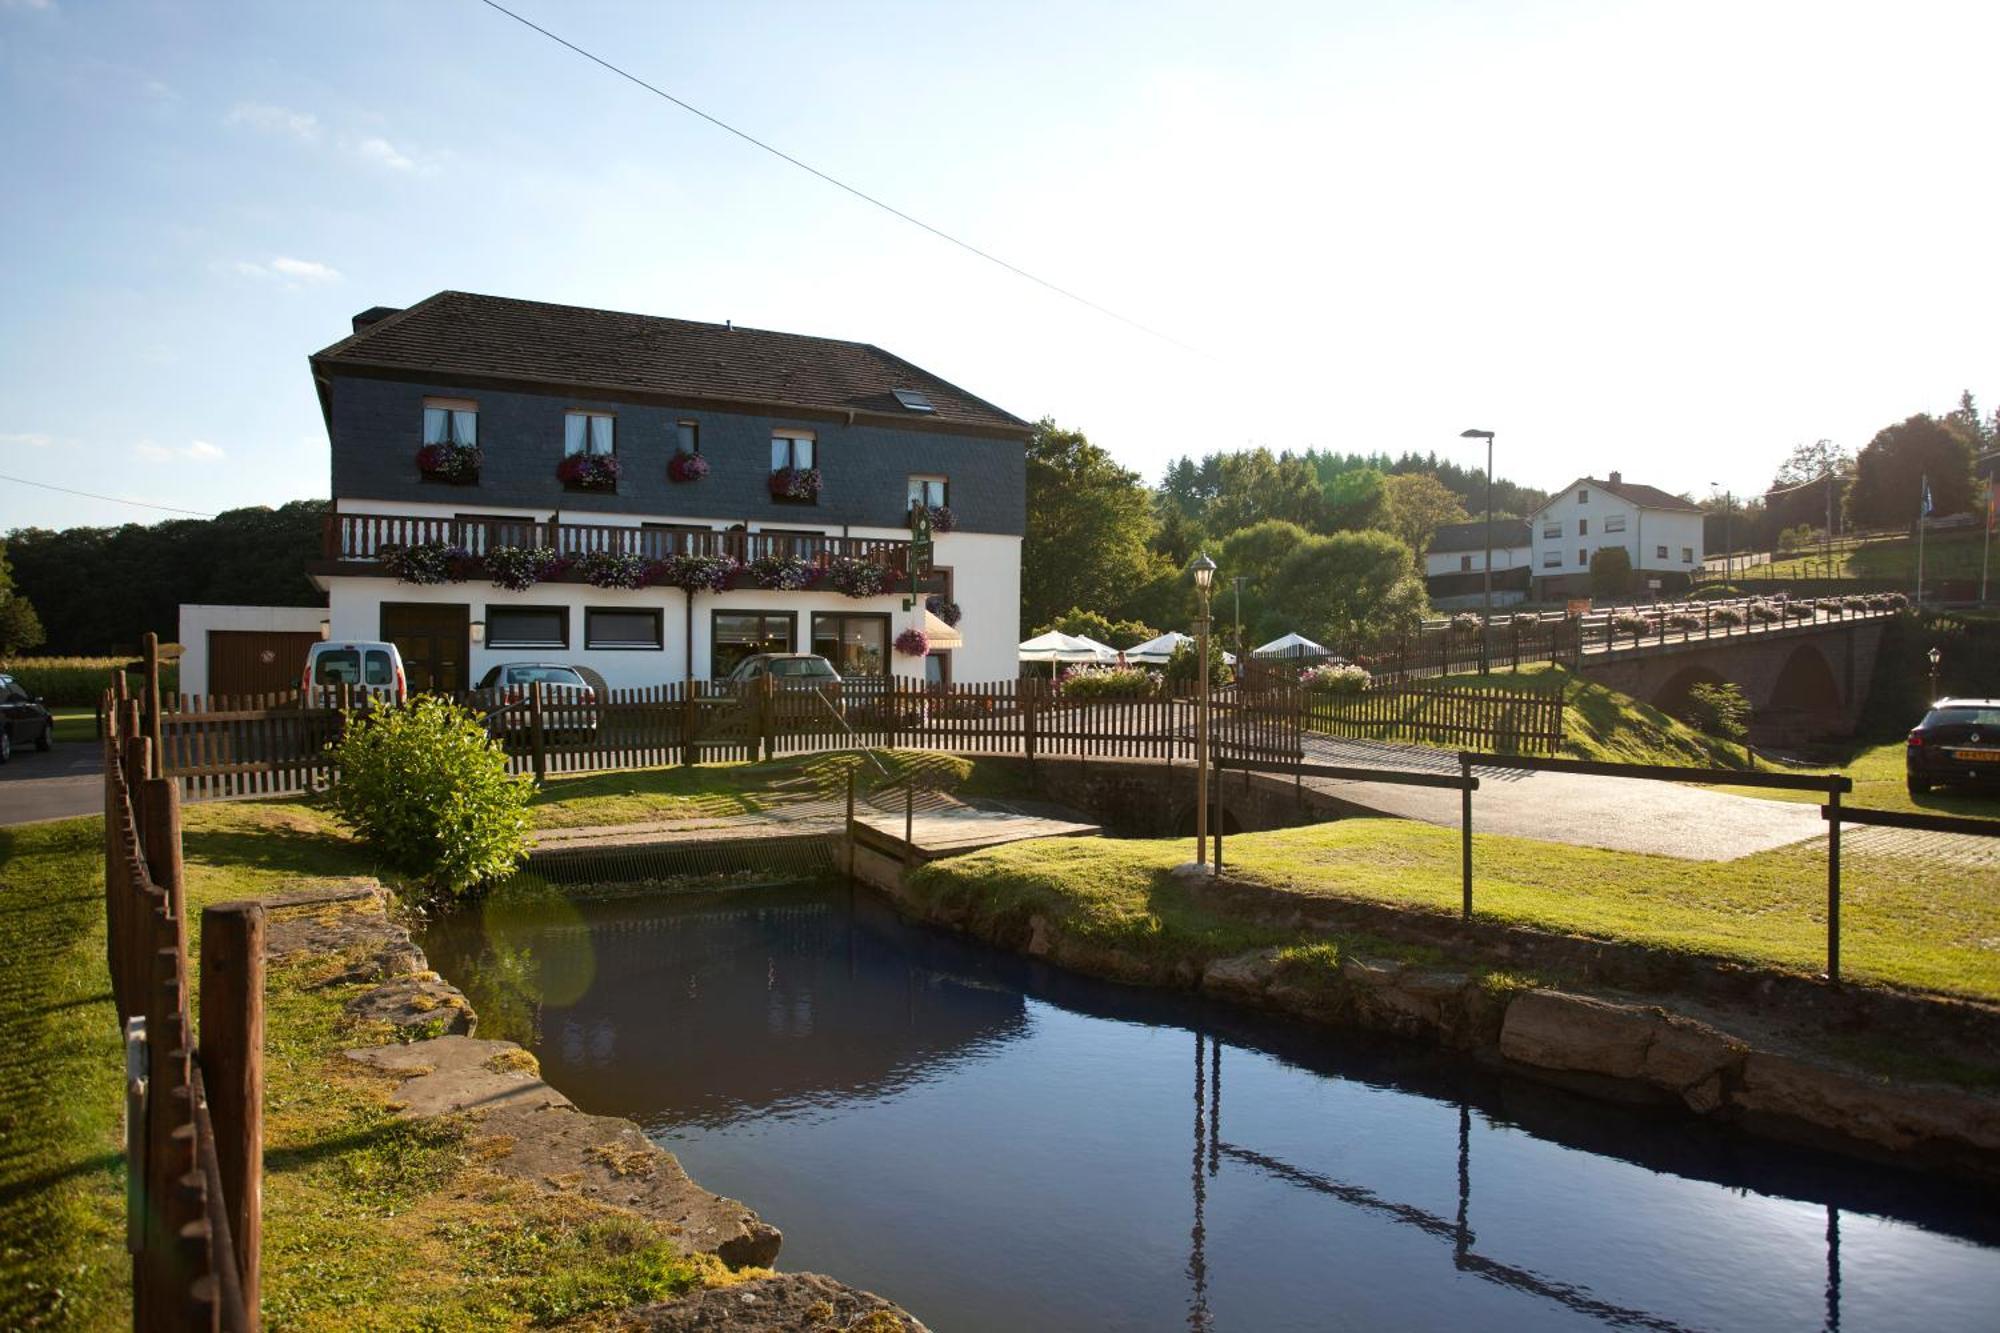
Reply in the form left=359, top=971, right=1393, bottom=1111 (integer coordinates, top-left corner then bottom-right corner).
left=2, top=0, right=1996, bottom=532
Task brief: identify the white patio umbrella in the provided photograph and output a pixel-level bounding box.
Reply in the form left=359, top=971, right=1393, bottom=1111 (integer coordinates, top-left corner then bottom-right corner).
left=1123, top=630, right=1191, bottom=664
left=1017, top=631, right=1118, bottom=665
left=1252, top=632, right=1329, bottom=658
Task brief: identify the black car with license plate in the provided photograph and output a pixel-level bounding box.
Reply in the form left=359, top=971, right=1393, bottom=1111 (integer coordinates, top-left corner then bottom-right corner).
left=0, top=673, right=55, bottom=763
left=1907, top=698, right=2000, bottom=795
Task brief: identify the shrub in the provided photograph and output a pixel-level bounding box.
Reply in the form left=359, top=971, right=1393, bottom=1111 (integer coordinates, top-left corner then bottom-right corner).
left=1611, top=612, right=1651, bottom=637
left=748, top=554, right=813, bottom=591
left=1664, top=613, right=1702, bottom=633
left=326, top=696, right=531, bottom=900
left=1449, top=612, right=1482, bottom=635
left=484, top=546, right=566, bottom=592
left=894, top=627, right=928, bottom=657
left=769, top=467, right=822, bottom=501
left=825, top=557, right=888, bottom=598
left=1589, top=545, right=1634, bottom=597
left=925, top=594, right=962, bottom=627
left=1690, top=584, right=1743, bottom=600
left=1748, top=600, right=1782, bottom=624
left=1881, top=591, right=1910, bottom=610
left=667, top=452, right=709, bottom=483
left=657, top=553, right=737, bottom=593
left=1058, top=666, right=1159, bottom=699
left=1784, top=600, right=1816, bottom=619
left=921, top=504, right=955, bottom=533
left=1711, top=606, right=1746, bottom=627
left=0, top=655, right=180, bottom=707
left=416, top=441, right=481, bottom=482
left=1777, top=524, right=1817, bottom=552
left=1683, top=681, right=1751, bottom=743
left=573, top=550, right=650, bottom=590
left=1164, top=637, right=1233, bottom=691
left=1840, top=595, right=1870, bottom=611
left=1300, top=662, right=1370, bottom=695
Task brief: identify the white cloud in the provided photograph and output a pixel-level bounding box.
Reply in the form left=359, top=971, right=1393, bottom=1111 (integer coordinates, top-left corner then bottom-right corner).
left=135, top=439, right=226, bottom=464
left=225, top=101, right=319, bottom=144
left=2, top=0, right=56, bottom=11
left=0, top=432, right=52, bottom=449
left=352, top=136, right=415, bottom=171
left=234, top=255, right=342, bottom=287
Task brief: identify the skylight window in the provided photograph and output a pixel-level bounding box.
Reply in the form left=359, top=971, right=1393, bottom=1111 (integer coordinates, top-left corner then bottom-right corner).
left=892, top=388, right=936, bottom=413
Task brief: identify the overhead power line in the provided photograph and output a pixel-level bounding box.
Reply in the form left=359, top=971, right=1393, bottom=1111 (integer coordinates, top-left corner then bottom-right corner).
left=471, top=0, right=1205, bottom=356
left=0, top=472, right=216, bottom=518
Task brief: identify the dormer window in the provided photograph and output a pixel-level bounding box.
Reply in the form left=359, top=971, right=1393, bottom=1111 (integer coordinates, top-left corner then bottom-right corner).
left=423, top=398, right=477, bottom=447
left=565, top=411, right=615, bottom=456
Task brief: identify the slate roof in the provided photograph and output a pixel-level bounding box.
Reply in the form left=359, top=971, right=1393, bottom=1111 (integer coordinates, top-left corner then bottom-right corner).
left=1430, top=518, right=1531, bottom=553
left=1529, top=476, right=1702, bottom=516
left=311, top=291, right=1031, bottom=435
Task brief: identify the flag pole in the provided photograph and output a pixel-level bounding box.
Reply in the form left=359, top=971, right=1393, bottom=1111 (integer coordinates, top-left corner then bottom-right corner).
left=1916, top=472, right=1927, bottom=606
left=1982, top=479, right=1992, bottom=606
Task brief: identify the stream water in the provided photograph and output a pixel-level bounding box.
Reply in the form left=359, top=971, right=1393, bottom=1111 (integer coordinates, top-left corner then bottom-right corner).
left=420, top=882, right=2000, bottom=1332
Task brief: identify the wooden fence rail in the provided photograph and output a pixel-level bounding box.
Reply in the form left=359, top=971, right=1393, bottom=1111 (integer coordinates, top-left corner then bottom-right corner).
left=1301, top=681, right=1565, bottom=754
left=106, top=656, right=263, bottom=1331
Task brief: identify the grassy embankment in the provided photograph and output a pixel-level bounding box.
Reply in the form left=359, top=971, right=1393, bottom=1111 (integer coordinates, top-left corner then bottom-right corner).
left=0, top=803, right=760, bottom=1331
left=1751, top=528, right=1986, bottom=583
left=909, top=814, right=2000, bottom=1003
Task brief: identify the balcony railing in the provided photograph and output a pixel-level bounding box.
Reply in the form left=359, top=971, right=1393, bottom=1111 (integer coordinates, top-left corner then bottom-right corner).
left=320, top=511, right=920, bottom=584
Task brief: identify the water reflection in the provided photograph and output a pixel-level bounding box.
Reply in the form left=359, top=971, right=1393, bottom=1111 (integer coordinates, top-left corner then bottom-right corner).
left=422, top=885, right=2000, bottom=1333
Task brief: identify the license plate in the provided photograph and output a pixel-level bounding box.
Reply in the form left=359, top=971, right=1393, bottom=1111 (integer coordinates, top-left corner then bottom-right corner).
left=1953, top=749, right=2000, bottom=761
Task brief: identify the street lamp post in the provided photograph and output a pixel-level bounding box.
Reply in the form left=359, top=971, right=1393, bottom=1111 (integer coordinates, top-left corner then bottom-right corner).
left=1192, top=553, right=1217, bottom=870
left=1929, top=646, right=1942, bottom=703
left=1231, top=575, right=1247, bottom=655
left=1710, top=483, right=1733, bottom=585
left=1461, top=430, right=1496, bottom=674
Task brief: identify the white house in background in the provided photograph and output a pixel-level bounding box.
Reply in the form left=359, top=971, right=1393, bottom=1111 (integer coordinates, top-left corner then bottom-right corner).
left=1528, top=472, right=1704, bottom=600
left=1423, top=519, right=1532, bottom=609
left=303, top=292, right=1029, bottom=692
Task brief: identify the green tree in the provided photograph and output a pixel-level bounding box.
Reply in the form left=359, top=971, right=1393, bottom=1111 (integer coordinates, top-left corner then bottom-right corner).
left=1022, top=418, right=1164, bottom=633
left=1590, top=545, right=1634, bottom=597
left=1217, top=519, right=1308, bottom=643
left=1033, top=608, right=1159, bottom=649
left=1320, top=466, right=1388, bottom=532
left=1205, top=449, right=1329, bottom=534
left=1380, top=472, right=1471, bottom=554
left=1764, top=438, right=1852, bottom=538
left=1845, top=414, right=1978, bottom=529
left=0, top=538, right=45, bottom=656
left=1262, top=530, right=1426, bottom=647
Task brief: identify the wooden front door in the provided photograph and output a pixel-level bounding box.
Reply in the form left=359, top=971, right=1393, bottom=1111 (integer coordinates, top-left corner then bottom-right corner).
left=209, top=629, right=324, bottom=697
left=381, top=603, right=470, bottom=694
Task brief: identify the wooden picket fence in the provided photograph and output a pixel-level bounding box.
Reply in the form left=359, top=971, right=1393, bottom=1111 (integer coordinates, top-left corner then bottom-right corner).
left=103, top=678, right=264, bottom=1331
left=1302, top=680, right=1565, bottom=753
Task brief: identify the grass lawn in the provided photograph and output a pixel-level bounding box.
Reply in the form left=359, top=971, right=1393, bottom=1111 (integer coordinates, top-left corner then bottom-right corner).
left=1750, top=528, right=1987, bottom=583
left=528, top=747, right=1031, bottom=829
left=910, top=817, right=2000, bottom=1003
left=1725, top=740, right=2000, bottom=821
left=0, top=802, right=754, bottom=1330
left=50, top=709, right=98, bottom=745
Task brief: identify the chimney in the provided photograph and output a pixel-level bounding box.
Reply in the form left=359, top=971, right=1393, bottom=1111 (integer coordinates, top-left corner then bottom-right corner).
left=351, top=306, right=402, bottom=334
left=1608, top=470, right=1622, bottom=486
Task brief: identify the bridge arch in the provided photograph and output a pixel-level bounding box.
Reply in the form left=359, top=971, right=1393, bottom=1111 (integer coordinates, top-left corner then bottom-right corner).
left=1653, top=664, right=1731, bottom=721
left=1770, top=641, right=1843, bottom=719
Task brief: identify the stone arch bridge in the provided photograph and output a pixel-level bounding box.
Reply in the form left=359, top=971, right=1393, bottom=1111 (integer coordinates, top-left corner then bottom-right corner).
left=1575, top=617, right=1889, bottom=746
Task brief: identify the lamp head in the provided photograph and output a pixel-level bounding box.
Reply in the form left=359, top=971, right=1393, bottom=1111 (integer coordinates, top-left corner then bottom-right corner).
left=1190, top=551, right=1217, bottom=592
left=1460, top=429, right=1495, bottom=440
left=1929, top=647, right=1941, bottom=666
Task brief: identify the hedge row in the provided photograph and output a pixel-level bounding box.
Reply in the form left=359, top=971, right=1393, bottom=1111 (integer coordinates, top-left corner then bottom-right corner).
left=0, top=657, right=180, bottom=708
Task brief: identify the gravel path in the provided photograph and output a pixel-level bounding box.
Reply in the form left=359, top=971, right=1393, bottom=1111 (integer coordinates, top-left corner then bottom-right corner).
left=1295, top=735, right=1827, bottom=860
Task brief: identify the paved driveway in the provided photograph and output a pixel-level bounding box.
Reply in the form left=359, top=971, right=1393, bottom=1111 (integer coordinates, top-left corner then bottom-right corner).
left=1295, top=735, right=1825, bottom=860
left=0, top=741, right=103, bottom=826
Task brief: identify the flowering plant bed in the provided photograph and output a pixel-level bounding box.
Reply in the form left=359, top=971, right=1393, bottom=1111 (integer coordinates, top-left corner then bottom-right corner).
left=769, top=467, right=822, bottom=502
left=825, top=556, right=888, bottom=598
left=416, top=442, right=481, bottom=484
left=667, top=452, right=709, bottom=483
left=573, top=550, right=650, bottom=590
left=379, top=541, right=471, bottom=586
left=1450, top=612, right=1482, bottom=635
left=1711, top=606, right=1746, bottom=627
left=1748, top=601, right=1783, bottom=624
left=1300, top=662, right=1371, bottom=695
left=483, top=545, right=567, bottom=592
left=1784, top=600, right=1817, bottom=619
left=1611, top=612, right=1651, bottom=637
left=1058, top=666, right=1161, bottom=699
left=920, top=504, right=955, bottom=533
left=894, top=627, right=929, bottom=657
left=657, top=553, right=738, bottom=594
left=1664, top=613, right=1703, bottom=633
left=925, top=594, right=962, bottom=627
left=557, top=453, right=621, bottom=491
left=748, top=554, right=814, bottom=591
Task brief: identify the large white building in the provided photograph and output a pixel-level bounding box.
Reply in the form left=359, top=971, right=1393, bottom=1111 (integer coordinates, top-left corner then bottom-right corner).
left=1528, top=473, right=1704, bottom=599
left=1422, top=519, right=1532, bottom=609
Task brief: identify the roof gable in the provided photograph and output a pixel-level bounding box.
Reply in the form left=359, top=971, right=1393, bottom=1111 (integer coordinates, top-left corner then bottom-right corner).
left=311, top=291, right=1030, bottom=435
left=1527, top=477, right=1702, bottom=518
left=1429, top=519, right=1531, bottom=553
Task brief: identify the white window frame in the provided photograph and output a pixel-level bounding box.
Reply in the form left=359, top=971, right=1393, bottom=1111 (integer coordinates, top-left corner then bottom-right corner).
left=423, top=397, right=478, bottom=447
left=1604, top=515, right=1626, bottom=533
left=771, top=429, right=816, bottom=472
left=908, top=474, right=948, bottom=509
left=565, top=411, right=616, bottom=457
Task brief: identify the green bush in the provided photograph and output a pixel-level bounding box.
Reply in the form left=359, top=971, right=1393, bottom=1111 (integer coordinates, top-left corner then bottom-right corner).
left=0, top=655, right=180, bottom=707
left=1711, top=606, right=1746, bottom=627
left=1164, top=638, right=1234, bottom=691
left=326, top=696, right=532, bottom=900
left=1690, top=584, right=1743, bottom=600
left=1589, top=546, right=1634, bottom=597
left=1683, top=681, right=1751, bottom=743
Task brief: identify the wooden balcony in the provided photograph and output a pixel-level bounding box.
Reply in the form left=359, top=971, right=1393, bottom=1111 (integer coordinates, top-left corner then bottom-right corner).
left=315, top=511, right=937, bottom=592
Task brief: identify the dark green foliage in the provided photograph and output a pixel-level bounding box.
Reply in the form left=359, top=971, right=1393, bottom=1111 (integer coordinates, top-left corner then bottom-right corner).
left=1033, top=608, right=1159, bottom=649
left=1683, top=681, right=1751, bottom=743
left=5, top=500, right=327, bottom=654
left=1845, top=414, right=1978, bottom=528
left=1589, top=545, right=1633, bottom=597
left=326, top=697, right=532, bottom=899
left=1023, top=418, right=1166, bottom=633
left=1262, top=530, right=1426, bottom=647
left=1164, top=636, right=1233, bottom=690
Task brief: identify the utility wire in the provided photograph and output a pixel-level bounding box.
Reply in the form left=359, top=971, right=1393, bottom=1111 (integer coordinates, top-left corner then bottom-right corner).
left=0, top=472, right=216, bottom=517
left=471, top=0, right=1205, bottom=356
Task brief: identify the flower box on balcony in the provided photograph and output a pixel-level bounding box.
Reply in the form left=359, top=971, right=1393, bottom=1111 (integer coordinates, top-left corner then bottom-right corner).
left=769, top=466, right=821, bottom=503
left=416, top=442, right=481, bottom=485
left=668, top=452, right=709, bottom=484
left=558, top=453, right=621, bottom=492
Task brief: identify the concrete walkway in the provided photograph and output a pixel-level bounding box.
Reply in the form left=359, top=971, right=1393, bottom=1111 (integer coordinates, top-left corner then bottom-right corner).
left=0, top=741, right=102, bottom=826
left=1296, top=735, right=1826, bottom=860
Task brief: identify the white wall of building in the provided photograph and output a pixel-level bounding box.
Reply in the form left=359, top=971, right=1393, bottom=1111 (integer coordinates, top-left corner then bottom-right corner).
left=1423, top=544, right=1530, bottom=578
left=177, top=604, right=328, bottom=695
left=1530, top=481, right=1704, bottom=582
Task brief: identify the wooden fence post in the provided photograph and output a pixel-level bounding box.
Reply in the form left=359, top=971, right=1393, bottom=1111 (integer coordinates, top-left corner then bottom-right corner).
left=143, top=631, right=164, bottom=780
left=1022, top=678, right=1038, bottom=765
left=528, top=681, right=547, bottom=784
left=886, top=677, right=900, bottom=752
left=758, top=673, right=775, bottom=762
left=903, top=778, right=915, bottom=869
left=681, top=678, right=697, bottom=766
left=200, top=901, right=265, bottom=1325
left=845, top=769, right=856, bottom=888
left=139, top=777, right=185, bottom=925
left=1826, top=786, right=1842, bottom=985
left=1459, top=752, right=1475, bottom=921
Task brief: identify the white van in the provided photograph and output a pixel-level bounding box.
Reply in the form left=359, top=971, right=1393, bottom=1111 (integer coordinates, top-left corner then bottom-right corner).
left=300, top=641, right=408, bottom=701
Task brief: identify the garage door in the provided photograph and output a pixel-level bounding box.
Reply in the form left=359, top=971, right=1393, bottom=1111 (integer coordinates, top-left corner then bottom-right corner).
left=209, top=630, right=324, bottom=698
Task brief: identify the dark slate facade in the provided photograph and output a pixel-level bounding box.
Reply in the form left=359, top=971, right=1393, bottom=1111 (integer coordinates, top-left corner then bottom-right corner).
left=326, top=371, right=1027, bottom=536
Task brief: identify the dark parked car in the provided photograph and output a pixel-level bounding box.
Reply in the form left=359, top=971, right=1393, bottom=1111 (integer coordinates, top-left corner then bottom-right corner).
left=1907, top=698, right=2000, bottom=795
left=0, top=673, right=55, bottom=762
left=721, top=653, right=841, bottom=686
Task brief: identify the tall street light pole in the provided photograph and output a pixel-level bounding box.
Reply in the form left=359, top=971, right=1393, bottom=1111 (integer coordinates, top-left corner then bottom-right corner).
left=1191, top=552, right=1217, bottom=871
left=1231, top=575, right=1247, bottom=655
left=1461, top=430, right=1496, bottom=674
left=1710, top=483, right=1733, bottom=585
